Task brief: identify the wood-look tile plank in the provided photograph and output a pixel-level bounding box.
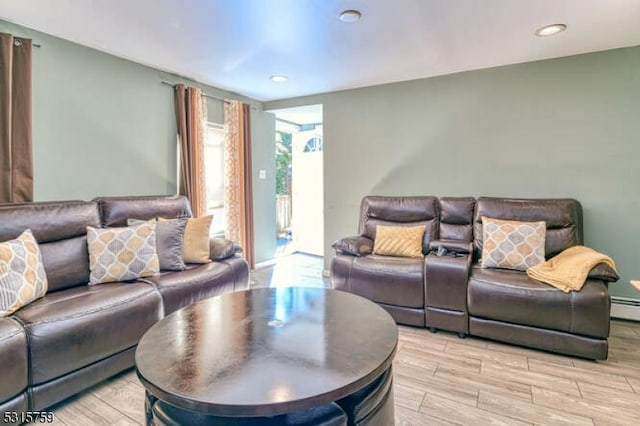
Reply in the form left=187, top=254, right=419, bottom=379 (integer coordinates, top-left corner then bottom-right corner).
left=414, top=328, right=489, bottom=349
left=606, top=349, right=640, bottom=366
left=419, top=393, right=533, bottom=426
left=608, top=345, right=640, bottom=367
left=528, top=358, right=633, bottom=391
left=394, top=351, right=438, bottom=377
left=52, top=392, right=128, bottom=426
left=627, top=376, right=640, bottom=393
left=50, top=396, right=88, bottom=424
left=393, top=383, right=425, bottom=411
left=110, top=418, right=141, bottom=426
left=90, top=370, right=136, bottom=399
left=594, top=419, right=640, bottom=426
left=395, top=405, right=459, bottom=426
left=445, top=340, right=529, bottom=370
left=532, top=386, right=640, bottom=425
left=610, top=321, right=640, bottom=339
left=482, top=339, right=577, bottom=366
left=478, top=390, right=594, bottom=426
left=608, top=336, right=640, bottom=352
left=397, top=325, right=419, bottom=335
left=48, top=412, right=68, bottom=426
left=398, top=333, right=447, bottom=352
left=435, top=365, right=532, bottom=402
left=393, top=357, right=438, bottom=378
left=481, top=360, right=582, bottom=396
left=94, top=380, right=146, bottom=425
left=395, top=370, right=480, bottom=407
left=402, top=342, right=482, bottom=373
left=611, top=342, right=640, bottom=360
left=572, top=357, right=640, bottom=381
left=123, top=370, right=144, bottom=386
left=577, top=381, right=640, bottom=409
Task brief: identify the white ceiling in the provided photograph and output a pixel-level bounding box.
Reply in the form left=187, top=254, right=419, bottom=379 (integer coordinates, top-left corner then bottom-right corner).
left=1, top=0, right=640, bottom=101
left=270, top=104, right=323, bottom=126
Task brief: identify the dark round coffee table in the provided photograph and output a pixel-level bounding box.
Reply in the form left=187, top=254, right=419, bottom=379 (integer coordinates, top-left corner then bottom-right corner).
left=135, top=287, right=398, bottom=424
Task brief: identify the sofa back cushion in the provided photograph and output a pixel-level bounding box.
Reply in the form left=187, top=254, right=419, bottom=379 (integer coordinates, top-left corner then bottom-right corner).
left=0, top=201, right=101, bottom=292
left=358, top=196, right=438, bottom=254
left=95, top=195, right=192, bottom=227
left=439, top=197, right=475, bottom=242
left=473, top=197, right=583, bottom=260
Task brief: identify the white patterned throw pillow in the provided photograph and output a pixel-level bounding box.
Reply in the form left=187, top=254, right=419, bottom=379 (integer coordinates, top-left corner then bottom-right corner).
left=87, top=222, right=160, bottom=285
left=0, top=229, right=48, bottom=317
left=481, top=216, right=546, bottom=271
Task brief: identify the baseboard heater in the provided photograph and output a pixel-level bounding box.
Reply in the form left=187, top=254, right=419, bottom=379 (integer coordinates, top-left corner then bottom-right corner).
left=611, top=296, right=640, bottom=321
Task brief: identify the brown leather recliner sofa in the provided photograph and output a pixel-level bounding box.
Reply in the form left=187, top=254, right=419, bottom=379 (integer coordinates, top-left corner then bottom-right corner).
left=331, top=196, right=616, bottom=360
left=0, top=195, right=249, bottom=421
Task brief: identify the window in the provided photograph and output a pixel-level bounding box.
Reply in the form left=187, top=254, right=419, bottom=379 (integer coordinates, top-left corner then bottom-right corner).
left=204, top=123, right=226, bottom=236
left=303, top=135, right=323, bottom=152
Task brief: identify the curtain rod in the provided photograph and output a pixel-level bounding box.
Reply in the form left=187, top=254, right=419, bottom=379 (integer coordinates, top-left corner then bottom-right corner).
left=160, top=80, right=257, bottom=110
left=161, top=80, right=228, bottom=103
left=12, top=39, right=40, bottom=48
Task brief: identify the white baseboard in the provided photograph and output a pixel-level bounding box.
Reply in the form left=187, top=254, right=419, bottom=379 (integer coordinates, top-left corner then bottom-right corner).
left=611, top=297, right=640, bottom=321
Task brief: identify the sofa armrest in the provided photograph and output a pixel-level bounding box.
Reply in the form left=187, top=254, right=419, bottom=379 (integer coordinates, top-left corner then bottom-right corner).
left=588, top=263, right=620, bottom=283
left=332, top=236, right=373, bottom=257
left=429, top=239, right=472, bottom=256
left=209, top=238, right=243, bottom=261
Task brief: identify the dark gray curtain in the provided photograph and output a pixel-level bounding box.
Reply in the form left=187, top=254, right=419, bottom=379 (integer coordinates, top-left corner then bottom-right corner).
left=0, top=32, right=33, bottom=203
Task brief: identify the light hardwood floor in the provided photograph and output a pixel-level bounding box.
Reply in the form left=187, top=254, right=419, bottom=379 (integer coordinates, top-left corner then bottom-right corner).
left=46, top=254, right=640, bottom=425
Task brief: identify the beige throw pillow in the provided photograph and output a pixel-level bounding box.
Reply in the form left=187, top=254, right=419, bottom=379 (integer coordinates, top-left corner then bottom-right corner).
left=0, top=230, right=48, bottom=317
left=373, top=225, right=426, bottom=258
left=183, top=215, right=213, bottom=263
left=481, top=216, right=546, bottom=271
left=87, top=222, right=160, bottom=285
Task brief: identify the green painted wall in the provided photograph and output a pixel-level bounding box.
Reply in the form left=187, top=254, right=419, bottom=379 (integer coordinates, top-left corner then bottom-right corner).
left=1, top=20, right=277, bottom=263
left=251, top=112, right=277, bottom=264
left=265, top=46, right=640, bottom=299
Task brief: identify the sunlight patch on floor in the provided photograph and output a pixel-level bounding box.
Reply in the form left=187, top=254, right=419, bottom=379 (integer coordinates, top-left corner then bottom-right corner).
left=251, top=253, right=329, bottom=289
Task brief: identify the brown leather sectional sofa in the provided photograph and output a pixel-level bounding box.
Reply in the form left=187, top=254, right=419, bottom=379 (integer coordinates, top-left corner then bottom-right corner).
left=0, top=195, right=249, bottom=421
left=331, top=196, right=616, bottom=360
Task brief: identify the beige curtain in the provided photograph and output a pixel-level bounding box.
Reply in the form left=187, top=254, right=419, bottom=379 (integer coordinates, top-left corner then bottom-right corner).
left=224, top=100, right=255, bottom=269
left=0, top=33, right=33, bottom=203
left=174, top=84, right=207, bottom=217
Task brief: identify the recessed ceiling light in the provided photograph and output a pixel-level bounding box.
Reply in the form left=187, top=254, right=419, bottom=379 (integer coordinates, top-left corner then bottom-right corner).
left=535, top=24, right=567, bottom=37
left=339, top=9, right=361, bottom=23
left=270, top=75, right=288, bottom=83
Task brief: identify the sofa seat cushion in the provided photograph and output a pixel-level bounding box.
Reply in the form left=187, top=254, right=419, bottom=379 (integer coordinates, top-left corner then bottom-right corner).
left=468, top=265, right=610, bottom=338
left=342, top=255, right=425, bottom=309
left=0, top=317, right=28, bottom=403
left=142, top=256, right=249, bottom=314
left=14, top=282, right=162, bottom=385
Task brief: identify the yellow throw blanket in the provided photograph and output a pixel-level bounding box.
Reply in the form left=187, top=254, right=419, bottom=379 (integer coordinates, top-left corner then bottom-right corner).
left=526, top=246, right=617, bottom=293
